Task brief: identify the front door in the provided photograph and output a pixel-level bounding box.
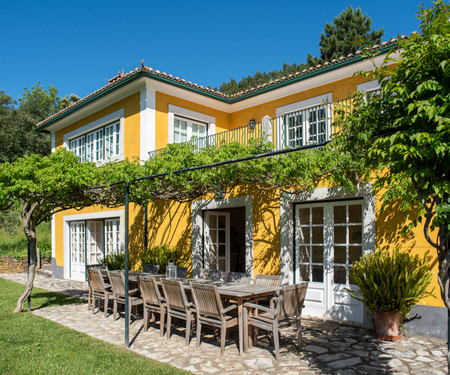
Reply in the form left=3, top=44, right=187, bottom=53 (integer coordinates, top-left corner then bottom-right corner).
left=205, top=211, right=230, bottom=271
left=295, top=200, right=365, bottom=324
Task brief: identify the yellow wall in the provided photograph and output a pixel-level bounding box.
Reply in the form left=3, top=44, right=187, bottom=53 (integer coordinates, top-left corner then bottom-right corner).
left=52, top=65, right=441, bottom=309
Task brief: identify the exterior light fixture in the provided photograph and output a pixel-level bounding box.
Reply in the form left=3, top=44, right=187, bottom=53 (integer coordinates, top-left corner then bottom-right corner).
left=215, top=188, right=224, bottom=200
left=248, top=119, right=256, bottom=130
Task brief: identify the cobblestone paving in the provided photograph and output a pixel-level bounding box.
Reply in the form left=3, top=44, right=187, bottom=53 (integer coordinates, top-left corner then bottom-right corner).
left=1, top=272, right=447, bottom=374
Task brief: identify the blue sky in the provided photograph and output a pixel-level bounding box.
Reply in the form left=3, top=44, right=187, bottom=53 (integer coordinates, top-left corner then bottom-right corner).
left=0, top=0, right=434, bottom=102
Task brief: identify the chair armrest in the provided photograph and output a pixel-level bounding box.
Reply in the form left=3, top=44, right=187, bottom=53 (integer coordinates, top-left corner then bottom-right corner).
left=186, top=302, right=195, bottom=308
left=243, top=302, right=276, bottom=315
left=129, top=288, right=140, bottom=295
left=270, top=296, right=280, bottom=310
left=222, top=304, right=237, bottom=314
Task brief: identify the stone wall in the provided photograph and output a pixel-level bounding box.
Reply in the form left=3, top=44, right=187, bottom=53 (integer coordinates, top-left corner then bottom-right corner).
left=0, top=256, right=50, bottom=273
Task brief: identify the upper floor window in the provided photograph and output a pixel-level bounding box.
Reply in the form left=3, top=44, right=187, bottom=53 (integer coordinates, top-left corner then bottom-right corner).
left=276, top=93, right=332, bottom=148
left=284, top=104, right=329, bottom=147
left=69, top=121, right=120, bottom=163
left=174, top=116, right=208, bottom=144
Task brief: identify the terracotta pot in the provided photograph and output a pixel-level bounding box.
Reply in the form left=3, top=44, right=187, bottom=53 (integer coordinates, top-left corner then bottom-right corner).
left=373, top=311, right=403, bottom=341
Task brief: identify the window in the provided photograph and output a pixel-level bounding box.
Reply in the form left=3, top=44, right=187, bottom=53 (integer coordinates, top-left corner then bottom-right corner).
left=105, top=218, right=121, bottom=255
left=69, top=121, right=120, bottom=163
left=297, top=200, right=363, bottom=285
left=174, top=116, right=207, bottom=145
left=276, top=93, right=332, bottom=149
left=285, top=105, right=329, bottom=147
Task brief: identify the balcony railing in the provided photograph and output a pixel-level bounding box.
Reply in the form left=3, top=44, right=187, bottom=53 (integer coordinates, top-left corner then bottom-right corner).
left=148, top=97, right=359, bottom=159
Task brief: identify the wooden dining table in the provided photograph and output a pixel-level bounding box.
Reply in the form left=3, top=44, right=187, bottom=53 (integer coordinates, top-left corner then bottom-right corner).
left=107, top=272, right=280, bottom=354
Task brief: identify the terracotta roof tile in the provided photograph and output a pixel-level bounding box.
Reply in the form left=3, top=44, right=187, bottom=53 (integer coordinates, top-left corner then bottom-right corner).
left=37, top=36, right=403, bottom=129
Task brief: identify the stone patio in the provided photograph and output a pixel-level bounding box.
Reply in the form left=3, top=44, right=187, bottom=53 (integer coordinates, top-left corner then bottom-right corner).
left=1, top=272, right=447, bottom=374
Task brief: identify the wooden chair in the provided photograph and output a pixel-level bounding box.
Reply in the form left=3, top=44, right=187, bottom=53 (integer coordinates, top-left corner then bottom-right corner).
left=86, top=264, right=107, bottom=311
left=107, top=271, right=143, bottom=322
left=190, top=282, right=238, bottom=355
left=243, top=282, right=308, bottom=359
left=138, top=275, right=166, bottom=336
left=254, top=274, right=282, bottom=286
left=161, top=278, right=195, bottom=345
left=87, top=268, right=112, bottom=317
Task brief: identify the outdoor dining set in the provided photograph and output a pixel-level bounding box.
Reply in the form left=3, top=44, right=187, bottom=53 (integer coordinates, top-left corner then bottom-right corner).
left=86, top=265, right=308, bottom=360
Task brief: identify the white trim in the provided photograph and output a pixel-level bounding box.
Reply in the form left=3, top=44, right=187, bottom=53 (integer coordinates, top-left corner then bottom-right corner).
left=279, top=184, right=375, bottom=285
left=192, top=195, right=253, bottom=277
left=168, top=104, right=216, bottom=144
left=140, top=86, right=156, bottom=162
left=51, top=132, right=55, bottom=153
left=63, top=209, right=124, bottom=279
left=357, top=79, right=380, bottom=93
left=276, top=93, right=332, bottom=116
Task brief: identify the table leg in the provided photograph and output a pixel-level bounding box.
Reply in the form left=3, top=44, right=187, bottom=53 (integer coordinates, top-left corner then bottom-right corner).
left=238, top=298, right=243, bottom=355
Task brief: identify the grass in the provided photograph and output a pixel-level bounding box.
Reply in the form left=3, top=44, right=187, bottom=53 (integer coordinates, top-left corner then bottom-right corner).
left=0, top=219, right=51, bottom=259
left=0, top=278, right=191, bottom=375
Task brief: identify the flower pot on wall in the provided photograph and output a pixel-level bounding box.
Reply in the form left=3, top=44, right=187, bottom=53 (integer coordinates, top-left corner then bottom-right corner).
left=373, top=311, right=403, bottom=341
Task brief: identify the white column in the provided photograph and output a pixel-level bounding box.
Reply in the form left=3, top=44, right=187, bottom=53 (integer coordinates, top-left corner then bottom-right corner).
left=140, top=84, right=156, bottom=162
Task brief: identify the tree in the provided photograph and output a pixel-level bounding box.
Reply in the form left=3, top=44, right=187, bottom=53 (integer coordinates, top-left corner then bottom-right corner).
left=0, top=84, right=79, bottom=162
left=0, top=150, right=106, bottom=312
left=317, top=5, right=384, bottom=62
left=332, top=0, right=449, bottom=364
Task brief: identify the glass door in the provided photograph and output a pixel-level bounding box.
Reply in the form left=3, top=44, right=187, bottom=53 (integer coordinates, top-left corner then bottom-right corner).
left=205, top=212, right=230, bottom=271
left=70, top=221, right=86, bottom=281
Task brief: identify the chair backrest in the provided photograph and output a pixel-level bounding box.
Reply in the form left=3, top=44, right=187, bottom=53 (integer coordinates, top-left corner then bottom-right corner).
left=190, top=283, right=224, bottom=319
left=254, top=274, right=282, bottom=286
left=276, top=283, right=308, bottom=321
left=161, top=279, right=190, bottom=311
left=89, top=269, right=108, bottom=292
left=86, top=263, right=107, bottom=271
left=226, top=271, right=250, bottom=283
left=138, top=276, right=163, bottom=305
left=176, top=266, right=188, bottom=278
left=143, top=264, right=160, bottom=274
left=108, top=271, right=126, bottom=297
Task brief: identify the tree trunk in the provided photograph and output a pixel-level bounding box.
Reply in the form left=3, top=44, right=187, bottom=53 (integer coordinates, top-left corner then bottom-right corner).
left=13, top=206, right=37, bottom=313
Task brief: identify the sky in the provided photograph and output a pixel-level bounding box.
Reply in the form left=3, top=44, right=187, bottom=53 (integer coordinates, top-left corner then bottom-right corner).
left=0, top=0, right=435, bottom=102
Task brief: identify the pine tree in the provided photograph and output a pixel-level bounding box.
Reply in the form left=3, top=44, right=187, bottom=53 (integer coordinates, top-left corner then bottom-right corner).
left=318, top=5, right=384, bottom=61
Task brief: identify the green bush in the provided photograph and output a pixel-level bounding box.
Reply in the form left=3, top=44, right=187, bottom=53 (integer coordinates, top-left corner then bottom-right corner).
left=140, top=244, right=188, bottom=274
left=348, top=249, right=434, bottom=316
left=100, top=251, right=128, bottom=270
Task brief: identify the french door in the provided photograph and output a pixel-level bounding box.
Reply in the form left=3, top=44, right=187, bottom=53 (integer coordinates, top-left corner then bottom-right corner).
left=69, top=218, right=120, bottom=281
left=204, top=212, right=230, bottom=271
left=295, top=200, right=365, bottom=324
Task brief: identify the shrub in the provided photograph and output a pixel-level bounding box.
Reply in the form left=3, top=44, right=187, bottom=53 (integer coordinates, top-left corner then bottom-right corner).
left=140, top=244, right=188, bottom=274
left=100, top=250, right=127, bottom=270
left=348, top=249, right=434, bottom=316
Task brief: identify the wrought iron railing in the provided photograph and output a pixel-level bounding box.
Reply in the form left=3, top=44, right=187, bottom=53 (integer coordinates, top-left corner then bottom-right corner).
left=148, top=96, right=369, bottom=159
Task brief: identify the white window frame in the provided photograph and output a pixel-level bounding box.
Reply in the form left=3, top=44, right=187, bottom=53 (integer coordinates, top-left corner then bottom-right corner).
left=63, top=109, right=124, bottom=165
left=276, top=93, right=332, bottom=147
left=168, top=105, right=215, bottom=145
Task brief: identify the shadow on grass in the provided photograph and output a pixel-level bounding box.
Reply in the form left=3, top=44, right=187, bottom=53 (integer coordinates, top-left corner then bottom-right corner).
left=29, top=291, right=86, bottom=310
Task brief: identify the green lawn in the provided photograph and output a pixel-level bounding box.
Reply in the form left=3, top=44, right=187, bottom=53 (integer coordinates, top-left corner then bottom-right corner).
left=0, top=278, right=191, bottom=375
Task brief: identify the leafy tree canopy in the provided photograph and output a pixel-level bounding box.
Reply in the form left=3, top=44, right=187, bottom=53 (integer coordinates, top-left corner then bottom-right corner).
left=0, top=83, right=79, bottom=162
left=332, top=0, right=449, bottom=312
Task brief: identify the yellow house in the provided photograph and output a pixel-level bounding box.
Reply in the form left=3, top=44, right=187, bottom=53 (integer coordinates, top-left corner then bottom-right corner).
left=36, top=37, right=443, bottom=338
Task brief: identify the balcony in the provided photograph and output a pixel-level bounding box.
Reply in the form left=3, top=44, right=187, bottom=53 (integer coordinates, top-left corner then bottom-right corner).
left=148, top=98, right=354, bottom=159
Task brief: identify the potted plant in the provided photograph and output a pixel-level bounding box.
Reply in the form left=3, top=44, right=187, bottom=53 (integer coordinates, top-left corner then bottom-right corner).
left=348, top=248, right=434, bottom=340
left=140, top=244, right=188, bottom=275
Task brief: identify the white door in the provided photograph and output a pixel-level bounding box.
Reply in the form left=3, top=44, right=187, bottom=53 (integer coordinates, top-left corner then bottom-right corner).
left=70, top=221, right=86, bottom=281
left=87, top=221, right=104, bottom=265
left=295, top=201, right=365, bottom=324
left=205, top=212, right=230, bottom=271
